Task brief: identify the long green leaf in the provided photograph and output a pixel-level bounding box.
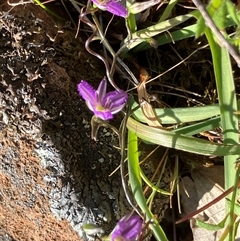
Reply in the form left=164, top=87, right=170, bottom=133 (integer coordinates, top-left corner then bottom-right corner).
left=131, top=98, right=240, bottom=125
left=122, top=14, right=192, bottom=53
left=159, top=0, right=178, bottom=22
left=131, top=100, right=220, bottom=124
left=128, top=131, right=168, bottom=241
left=174, top=116, right=221, bottom=135
left=127, top=117, right=240, bottom=156
left=206, top=29, right=239, bottom=185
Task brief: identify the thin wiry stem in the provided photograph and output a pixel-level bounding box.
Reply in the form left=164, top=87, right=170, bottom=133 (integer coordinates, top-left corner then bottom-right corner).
left=80, top=11, right=121, bottom=90
left=78, top=7, right=139, bottom=90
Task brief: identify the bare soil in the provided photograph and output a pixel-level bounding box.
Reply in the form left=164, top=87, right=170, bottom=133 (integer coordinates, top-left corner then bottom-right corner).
left=0, top=2, right=126, bottom=240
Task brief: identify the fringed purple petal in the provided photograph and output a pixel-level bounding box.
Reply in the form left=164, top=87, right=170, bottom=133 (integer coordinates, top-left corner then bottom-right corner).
left=106, top=1, right=128, bottom=17
left=94, top=110, right=113, bottom=120
left=102, top=91, right=126, bottom=105
left=96, top=79, right=107, bottom=103
left=78, top=81, right=97, bottom=107
left=110, top=102, right=126, bottom=114
left=108, top=90, right=128, bottom=105
left=91, top=0, right=127, bottom=18
left=101, top=90, right=128, bottom=114
left=85, top=100, right=96, bottom=112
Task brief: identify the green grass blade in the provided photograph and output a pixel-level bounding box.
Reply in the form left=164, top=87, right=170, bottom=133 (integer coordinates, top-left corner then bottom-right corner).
left=126, top=12, right=137, bottom=33
left=196, top=214, right=229, bottom=231
left=226, top=199, right=240, bottom=216
left=131, top=100, right=220, bottom=124
left=127, top=14, right=236, bottom=54
left=159, top=0, right=178, bottom=22
left=205, top=27, right=239, bottom=191
left=174, top=116, right=221, bottom=135
left=140, top=168, right=172, bottom=195
left=127, top=117, right=240, bottom=156
left=33, top=0, right=63, bottom=19
left=130, top=23, right=197, bottom=54
left=122, top=14, right=192, bottom=54
left=127, top=131, right=168, bottom=241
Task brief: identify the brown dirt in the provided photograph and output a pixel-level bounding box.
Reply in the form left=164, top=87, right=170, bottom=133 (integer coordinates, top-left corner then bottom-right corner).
left=0, top=133, right=80, bottom=241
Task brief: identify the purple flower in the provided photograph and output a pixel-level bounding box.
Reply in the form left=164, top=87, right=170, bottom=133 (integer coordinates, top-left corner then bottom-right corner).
left=111, top=214, right=143, bottom=241
left=78, top=79, right=128, bottom=120
left=91, top=0, right=128, bottom=18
